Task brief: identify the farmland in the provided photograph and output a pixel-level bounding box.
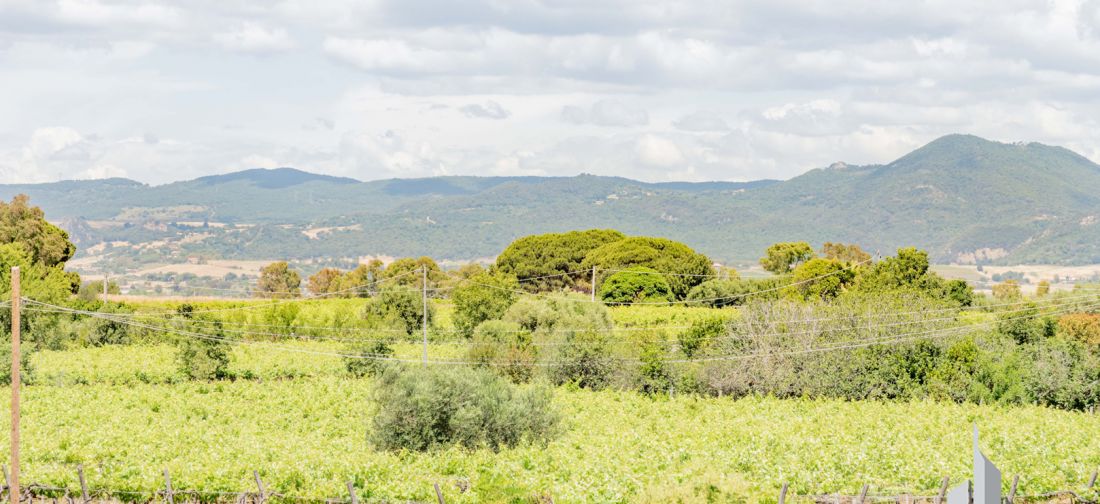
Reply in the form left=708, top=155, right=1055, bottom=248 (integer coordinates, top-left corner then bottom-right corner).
left=5, top=343, right=1100, bottom=503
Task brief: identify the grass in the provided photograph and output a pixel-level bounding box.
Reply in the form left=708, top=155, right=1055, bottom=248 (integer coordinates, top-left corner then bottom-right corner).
left=6, top=342, right=1100, bottom=503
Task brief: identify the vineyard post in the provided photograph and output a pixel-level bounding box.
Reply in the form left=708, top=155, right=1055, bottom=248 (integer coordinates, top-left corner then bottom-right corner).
left=1089, top=470, right=1098, bottom=489
left=857, top=484, right=868, bottom=504
left=162, top=469, right=173, bottom=504
left=590, top=267, right=596, bottom=302
left=78, top=464, right=89, bottom=503
left=254, top=471, right=267, bottom=504
left=935, top=476, right=949, bottom=504
left=778, top=482, right=788, bottom=504
left=422, top=265, right=428, bottom=365
left=9, top=266, right=19, bottom=504
left=346, top=481, right=358, bottom=504
left=434, top=482, right=445, bottom=504
left=1007, top=475, right=1018, bottom=503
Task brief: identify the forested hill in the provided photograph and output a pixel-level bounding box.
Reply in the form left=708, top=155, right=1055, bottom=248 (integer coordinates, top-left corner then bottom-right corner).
left=3, top=134, right=1100, bottom=265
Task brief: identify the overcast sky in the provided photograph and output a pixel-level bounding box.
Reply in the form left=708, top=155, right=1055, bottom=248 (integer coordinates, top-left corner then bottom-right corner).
left=1, top=0, right=1099, bottom=185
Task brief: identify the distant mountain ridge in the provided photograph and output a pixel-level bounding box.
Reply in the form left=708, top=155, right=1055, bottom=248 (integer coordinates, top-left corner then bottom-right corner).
left=3, top=134, right=1099, bottom=266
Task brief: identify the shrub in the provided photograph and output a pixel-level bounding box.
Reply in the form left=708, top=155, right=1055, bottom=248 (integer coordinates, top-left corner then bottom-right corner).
left=363, top=286, right=432, bottom=336
left=372, top=365, right=560, bottom=451
left=685, top=277, right=785, bottom=307
left=451, top=272, right=519, bottom=338
left=997, top=303, right=1055, bottom=344
left=679, top=317, right=726, bottom=358
left=502, top=295, right=612, bottom=335
left=992, top=280, right=1022, bottom=300
left=344, top=338, right=395, bottom=378
left=636, top=335, right=674, bottom=395
left=1058, top=313, right=1100, bottom=347
left=466, top=320, right=536, bottom=382
left=598, top=267, right=673, bottom=304
left=550, top=330, right=614, bottom=389
left=175, top=308, right=231, bottom=381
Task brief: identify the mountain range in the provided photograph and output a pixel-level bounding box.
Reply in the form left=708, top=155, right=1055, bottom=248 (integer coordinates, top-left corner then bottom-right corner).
left=3, top=134, right=1100, bottom=267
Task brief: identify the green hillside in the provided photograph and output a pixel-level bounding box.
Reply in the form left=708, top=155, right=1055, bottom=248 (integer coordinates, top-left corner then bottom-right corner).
left=3, top=134, right=1099, bottom=265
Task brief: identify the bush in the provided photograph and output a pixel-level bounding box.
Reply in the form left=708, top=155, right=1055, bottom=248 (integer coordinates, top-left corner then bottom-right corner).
left=598, top=267, right=673, bottom=304
left=363, top=286, right=432, bottom=336
left=997, top=303, right=1055, bottom=344
left=784, top=258, right=854, bottom=301
left=550, top=330, right=615, bottom=389
left=344, top=338, right=395, bottom=378
left=502, top=295, right=612, bottom=335
left=678, top=317, right=726, bottom=358
left=451, top=272, right=519, bottom=337
left=175, top=316, right=231, bottom=381
left=685, top=277, right=785, bottom=307
left=1058, top=313, right=1100, bottom=347
left=372, top=365, right=560, bottom=451
left=466, top=320, right=536, bottom=382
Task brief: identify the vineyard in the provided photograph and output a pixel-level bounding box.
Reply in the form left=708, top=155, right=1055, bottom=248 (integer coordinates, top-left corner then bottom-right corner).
left=0, top=292, right=1096, bottom=503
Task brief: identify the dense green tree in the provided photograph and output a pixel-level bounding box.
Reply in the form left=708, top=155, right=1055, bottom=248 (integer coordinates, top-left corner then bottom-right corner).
left=452, top=272, right=519, bottom=337
left=785, top=258, right=855, bottom=301
left=174, top=305, right=231, bottom=380
left=382, top=257, right=444, bottom=291
left=255, top=261, right=301, bottom=298
left=685, top=277, right=785, bottom=307
left=363, top=285, right=432, bottom=336
left=760, top=242, right=815, bottom=274
left=0, top=195, right=76, bottom=268
left=494, top=229, right=625, bottom=292
left=581, top=236, right=713, bottom=300
left=597, top=267, right=674, bottom=304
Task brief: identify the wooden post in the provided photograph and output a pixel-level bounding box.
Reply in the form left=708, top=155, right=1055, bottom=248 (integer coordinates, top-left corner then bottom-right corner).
left=1007, top=474, right=1018, bottom=504
left=346, top=482, right=358, bottom=504
left=434, top=482, right=445, bottom=504
left=1089, top=470, right=1098, bottom=489
left=78, top=464, right=89, bottom=503
left=935, top=476, right=949, bottom=504
left=421, top=266, right=428, bottom=365
left=254, top=471, right=267, bottom=503
left=778, top=483, right=788, bottom=504
left=857, top=484, right=868, bottom=504
left=590, top=267, right=596, bottom=302
left=162, top=469, right=174, bottom=504
left=9, top=267, right=19, bottom=504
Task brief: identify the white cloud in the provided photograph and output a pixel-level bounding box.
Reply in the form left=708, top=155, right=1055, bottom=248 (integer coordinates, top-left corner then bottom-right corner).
left=460, top=100, right=510, bottom=119
left=673, top=111, right=729, bottom=132
left=562, top=99, right=648, bottom=127
left=635, top=134, right=685, bottom=167
left=214, top=22, right=295, bottom=53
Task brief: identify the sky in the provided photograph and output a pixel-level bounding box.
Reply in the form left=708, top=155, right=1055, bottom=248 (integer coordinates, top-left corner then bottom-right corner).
left=1, top=0, right=1100, bottom=185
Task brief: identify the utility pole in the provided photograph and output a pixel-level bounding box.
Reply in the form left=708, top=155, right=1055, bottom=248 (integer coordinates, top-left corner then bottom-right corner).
left=102, top=271, right=109, bottom=304
left=421, top=265, right=428, bottom=365
left=10, top=267, right=20, bottom=504
left=590, top=267, right=597, bottom=302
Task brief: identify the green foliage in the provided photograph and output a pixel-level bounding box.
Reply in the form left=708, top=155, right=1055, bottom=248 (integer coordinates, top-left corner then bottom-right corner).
left=371, top=365, right=560, bottom=451
left=678, top=317, right=726, bottom=358
left=997, top=303, right=1056, bottom=344
left=685, top=277, right=785, bottom=307
left=451, top=272, right=518, bottom=337
left=0, top=194, right=76, bottom=268
left=174, top=305, right=231, bottom=380
left=306, top=267, right=343, bottom=296
left=502, top=295, right=612, bottom=335
left=466, top=320, right=536, bottom=382
left=494, top=229, right=625, bottom=292
left=363, top=286, right=432, bottom=336
left=760, top=242, right=815, bottom=274
left=0, top=244, right=80, bottom=304
left=785, top=258, right=855, bottom=301
left=581, top=236, right=713, bottom=300
left=256, top=261, right=301, bottom=298
left=992, top=280, right=1022, bottom=300
left=636, top=336, right=674, bottom=395
left=855, top=247, right=972, bottom=305
left=343, top=338, right=394, bottom=378
left=597, top=266, right=673, bottom=304
left=77, top=279, right=121, bottom=302
left=381, top=257, right=445, bottom=290
left=549, top=330, right=614, bottom=389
